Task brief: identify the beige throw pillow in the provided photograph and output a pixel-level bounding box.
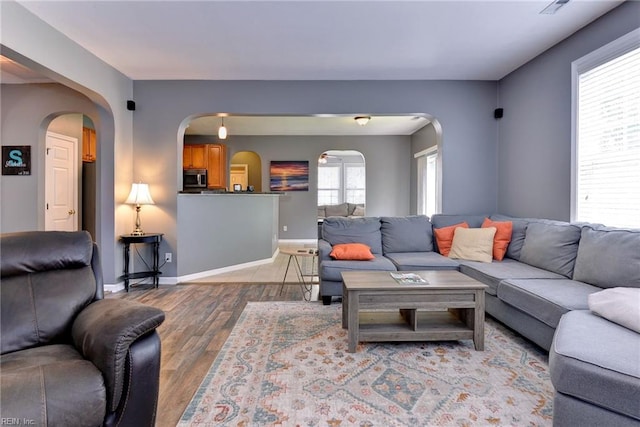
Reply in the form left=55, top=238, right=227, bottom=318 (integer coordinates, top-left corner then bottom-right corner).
left=448, top=227, right=497, bottom=263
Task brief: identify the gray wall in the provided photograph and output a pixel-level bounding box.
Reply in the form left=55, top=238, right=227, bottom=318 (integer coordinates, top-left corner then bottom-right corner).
left=133, top=80, right=498, bottom=277
left=177, top=194, right=279, bottom=277
left=497, top=1, right=640, bottom=220
left=2, top=1, right=134, bottom=285
left=1, top=84, right=96, bottom=233
left=228, top=135, right=411, bottom=238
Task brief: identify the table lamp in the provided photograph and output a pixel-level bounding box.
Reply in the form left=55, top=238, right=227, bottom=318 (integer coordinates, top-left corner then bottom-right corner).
left=125, top=182, right=154, bottom=235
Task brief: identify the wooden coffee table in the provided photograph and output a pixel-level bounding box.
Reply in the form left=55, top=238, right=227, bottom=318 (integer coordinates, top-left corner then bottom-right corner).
left=341, top=270, right=488, bottom=353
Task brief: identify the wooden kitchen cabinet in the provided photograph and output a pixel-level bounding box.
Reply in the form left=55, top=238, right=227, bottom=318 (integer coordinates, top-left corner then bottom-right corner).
left=183, top=144, right=208, bottom=169
left=82, top=127, right=96, bottom=162
left=207, top=144, right=227, bottom=189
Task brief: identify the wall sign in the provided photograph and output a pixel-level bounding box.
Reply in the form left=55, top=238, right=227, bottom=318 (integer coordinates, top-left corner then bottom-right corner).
left=2, top=146, right=31, bottom=175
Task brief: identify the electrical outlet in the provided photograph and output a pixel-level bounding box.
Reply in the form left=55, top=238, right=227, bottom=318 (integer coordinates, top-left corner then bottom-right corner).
left=283, top=225, right=287, bottom=231
left=165, top=253, right=172, bottom=263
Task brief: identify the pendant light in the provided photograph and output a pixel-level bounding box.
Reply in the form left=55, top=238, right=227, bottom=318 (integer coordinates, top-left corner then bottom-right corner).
left=218, top=117, right=227, bottom=139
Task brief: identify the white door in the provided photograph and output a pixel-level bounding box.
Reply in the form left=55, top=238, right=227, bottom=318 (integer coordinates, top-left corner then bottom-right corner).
left=45, top=132, right=78, bottom=231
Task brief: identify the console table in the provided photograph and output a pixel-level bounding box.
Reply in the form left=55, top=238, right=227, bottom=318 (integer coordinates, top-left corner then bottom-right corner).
left=120, top=233, right=163, bottom=291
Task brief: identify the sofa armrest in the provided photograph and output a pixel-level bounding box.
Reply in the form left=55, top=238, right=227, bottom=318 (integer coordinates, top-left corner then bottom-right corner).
left=71, top=299, right=165, bottom=412
left=318, top=238, right=333, bottom=262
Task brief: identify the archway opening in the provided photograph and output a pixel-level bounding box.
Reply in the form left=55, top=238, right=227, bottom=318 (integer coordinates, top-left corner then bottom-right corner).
left=317, top=149, right=366, bottom=218
left=230, top=151, right=262, bottom=192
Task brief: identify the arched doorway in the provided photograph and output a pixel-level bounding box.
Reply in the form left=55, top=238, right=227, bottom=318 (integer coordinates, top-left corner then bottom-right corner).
left=44, top=113, right=98, bottom=238
left=317, top=149, right=366, bottom=215
left=230, top=151, right=262, bottom=192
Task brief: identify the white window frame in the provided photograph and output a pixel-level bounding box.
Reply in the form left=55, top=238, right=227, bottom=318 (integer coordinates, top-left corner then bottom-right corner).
left=317, top=160, right=366, bottom=206
left=415, top=146, right=440, bottom=217
left=343, top=162, right=366, bottom=204
left=317, top=163, right=341, bottom=205
left=571, top=28, right=640, bottom=227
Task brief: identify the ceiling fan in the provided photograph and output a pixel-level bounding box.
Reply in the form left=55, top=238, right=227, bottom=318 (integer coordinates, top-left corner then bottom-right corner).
left=318, top=153, right=342, bottom=164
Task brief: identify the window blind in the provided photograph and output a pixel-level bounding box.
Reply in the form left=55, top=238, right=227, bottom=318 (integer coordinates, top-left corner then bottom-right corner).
left=576, top=45, right=640, bottom=228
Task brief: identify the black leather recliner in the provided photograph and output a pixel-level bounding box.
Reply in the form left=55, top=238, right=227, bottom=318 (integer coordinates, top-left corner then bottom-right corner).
left=1, top=231, right=165, bottom=426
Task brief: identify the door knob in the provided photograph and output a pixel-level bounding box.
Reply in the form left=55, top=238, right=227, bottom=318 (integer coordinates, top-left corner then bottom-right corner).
left=68, top=209, right=76, bottom=215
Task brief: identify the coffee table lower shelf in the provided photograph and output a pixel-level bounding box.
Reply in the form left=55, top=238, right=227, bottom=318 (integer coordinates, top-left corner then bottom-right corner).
left=357, top=310, right=475, bottom=345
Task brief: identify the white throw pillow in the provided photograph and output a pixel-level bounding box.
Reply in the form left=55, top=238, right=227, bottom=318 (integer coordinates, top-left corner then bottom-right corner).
left=448, top=227, right=496, bottom=263
left=352, top=206, right=365, bottom=216
left=588, top=287, right=640, bottom=333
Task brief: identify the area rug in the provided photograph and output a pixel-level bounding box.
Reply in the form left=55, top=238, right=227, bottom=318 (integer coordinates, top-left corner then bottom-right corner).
left=178, top=302, right=553, bottom=426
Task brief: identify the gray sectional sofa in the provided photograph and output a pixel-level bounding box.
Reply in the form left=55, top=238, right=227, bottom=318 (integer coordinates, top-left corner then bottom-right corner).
left=318, top=214, right=640, bottom=426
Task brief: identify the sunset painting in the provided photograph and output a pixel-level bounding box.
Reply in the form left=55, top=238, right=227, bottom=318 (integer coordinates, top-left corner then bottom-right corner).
left=270, top=161, right=309, bottom=191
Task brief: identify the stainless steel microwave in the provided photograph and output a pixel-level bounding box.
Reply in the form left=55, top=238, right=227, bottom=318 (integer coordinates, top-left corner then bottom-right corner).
left=183, top=169, right=208, bottom=189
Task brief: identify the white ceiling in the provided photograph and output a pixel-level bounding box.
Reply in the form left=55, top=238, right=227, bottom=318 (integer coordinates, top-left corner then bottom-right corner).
left=17, top=0, right=623, bottom=81
left=186, top=114, right=431, bottom=136
left=6, top=0, right=624, bottom=136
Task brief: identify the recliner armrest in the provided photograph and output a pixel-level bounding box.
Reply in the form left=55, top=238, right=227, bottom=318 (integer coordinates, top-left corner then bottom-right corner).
left=71, top=299, right=165, bottom=412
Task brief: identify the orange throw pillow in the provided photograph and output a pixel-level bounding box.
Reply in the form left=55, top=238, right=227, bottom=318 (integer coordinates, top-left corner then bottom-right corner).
left=482, top=218, right=513, bottom=261
left=329, top=243, right=375, bottom=260
left=433, top=222, right=469, bottom=256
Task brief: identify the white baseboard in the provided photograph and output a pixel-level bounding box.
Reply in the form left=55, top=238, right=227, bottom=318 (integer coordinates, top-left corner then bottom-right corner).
left=105, top=247, right=297, bottom=292
left=104, top=276, right=178, bottom=294
left=279, top=238, right=318, bottom=246
left=104, top=283, right=125, bottom=293
left=176, top=250, right=280, bottom=283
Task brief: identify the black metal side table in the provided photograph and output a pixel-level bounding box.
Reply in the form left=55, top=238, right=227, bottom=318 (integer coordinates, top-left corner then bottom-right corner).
left=120, top=233, right=163, bottom=291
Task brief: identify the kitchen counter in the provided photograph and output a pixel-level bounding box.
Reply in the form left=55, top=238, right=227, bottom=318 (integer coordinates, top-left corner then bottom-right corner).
left=177, top=192, right=280, bottom=280
left=179, top=190, right=283, bottom=195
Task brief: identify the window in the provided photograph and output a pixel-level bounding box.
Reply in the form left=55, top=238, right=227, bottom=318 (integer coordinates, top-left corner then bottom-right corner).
left=344, top=163, right=365, bottom=204
left=416, top=147, right=438, bottom=217
left=572, top=29, right=640, bottom=228
left=317, top=164, right=341, bottom=205
left=317, top=151, right=365, bottom=206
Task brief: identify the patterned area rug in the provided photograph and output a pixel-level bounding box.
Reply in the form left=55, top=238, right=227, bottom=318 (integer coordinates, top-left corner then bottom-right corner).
left=178, top=302, right=553, bottom=426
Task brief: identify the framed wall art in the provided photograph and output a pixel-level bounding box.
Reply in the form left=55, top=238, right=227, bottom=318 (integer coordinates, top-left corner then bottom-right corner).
left=270, top=160, right=309, bottom=191
left=2, top=146, right=31, bottom=175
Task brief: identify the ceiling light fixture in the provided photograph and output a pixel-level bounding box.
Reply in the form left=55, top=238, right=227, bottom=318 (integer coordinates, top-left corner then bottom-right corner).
left=218, top=117, right=227, bottom=139
left=354, top=116, right=371, bottom=126
left=540, top=0, right=570, bottom=15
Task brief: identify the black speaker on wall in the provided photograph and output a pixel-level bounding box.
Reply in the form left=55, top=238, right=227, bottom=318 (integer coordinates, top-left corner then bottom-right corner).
left=127, top=100, right=136, bottom=111
left=494, top=108, right=504, bottom=119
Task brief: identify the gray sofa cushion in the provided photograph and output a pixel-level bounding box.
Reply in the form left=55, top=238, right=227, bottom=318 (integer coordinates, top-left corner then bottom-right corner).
left=458, top=259, right=565, bottom=296
left=384, top=252, right=459, bottom=271
left=497, top=279, right=600, bottom=328
left=325, top=203, right=350, bottom=217
left=430, top=214, right=486, bottom=229
left=322, top=217, right=383, bottom=254
left=380, top=215, right=433, bottom=253
left=320, top=255, right=397, bottom=282
left=551, top=310, right=640, bottom=420
left=490, top=214, right=529, bottom=261
left=573, top=225, right=640, bottom=288
left=519, top=222, right=582, bottom=278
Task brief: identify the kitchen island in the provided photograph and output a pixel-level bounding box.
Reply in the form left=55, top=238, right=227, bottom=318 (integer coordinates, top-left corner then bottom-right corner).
left=177, top=192, right=280, bottom=280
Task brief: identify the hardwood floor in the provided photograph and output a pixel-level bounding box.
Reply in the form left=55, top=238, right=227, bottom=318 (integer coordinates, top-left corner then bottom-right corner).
left=108, top=282, right=311, bottom=427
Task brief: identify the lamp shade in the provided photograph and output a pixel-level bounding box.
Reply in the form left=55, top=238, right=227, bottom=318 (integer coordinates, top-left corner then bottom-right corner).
left=125, top=183, right=154, bottom=205
left=218, top=117, right=227, bottom=139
